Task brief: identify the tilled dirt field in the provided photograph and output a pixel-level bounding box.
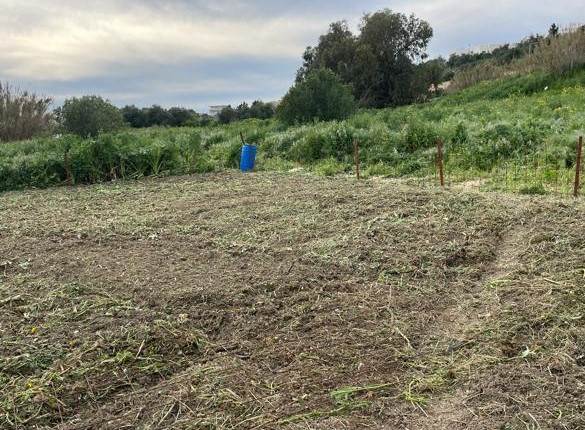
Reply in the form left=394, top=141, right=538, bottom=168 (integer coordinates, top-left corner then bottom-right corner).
left=1, top=172, right=584, bottom=429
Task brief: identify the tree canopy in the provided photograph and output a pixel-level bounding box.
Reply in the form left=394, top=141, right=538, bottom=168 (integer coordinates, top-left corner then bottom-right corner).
left=277, top=69, right=356, bottom=125
left=217, top=100, right=275, bottom=124
left=121, top=105, right=209, bottom=128
left=59, top=96, right=125, bottom=138
left=297, top=9, right=434, bottom=107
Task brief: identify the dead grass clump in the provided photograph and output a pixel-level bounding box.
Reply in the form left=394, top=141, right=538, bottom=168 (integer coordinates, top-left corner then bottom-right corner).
left=527, top=26, right=585, bottom=75
left=450, top=26, right=585, bottom=92
left=0, top=82, right=53, bottom=142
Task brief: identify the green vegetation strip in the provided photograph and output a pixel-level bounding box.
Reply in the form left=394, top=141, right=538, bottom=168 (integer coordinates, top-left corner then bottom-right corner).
left=1, top=68, right=585, bottom=196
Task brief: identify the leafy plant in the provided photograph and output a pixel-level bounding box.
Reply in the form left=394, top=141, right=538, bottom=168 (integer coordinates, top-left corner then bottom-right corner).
left=59, top=96, right=125, bottom=138
left=277, top=69, right=356, bottom=125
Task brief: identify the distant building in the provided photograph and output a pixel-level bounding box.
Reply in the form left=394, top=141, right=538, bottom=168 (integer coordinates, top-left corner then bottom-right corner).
left=209, top=105, right=228, bottom=117
left=453, top=43, right=504, bottom=56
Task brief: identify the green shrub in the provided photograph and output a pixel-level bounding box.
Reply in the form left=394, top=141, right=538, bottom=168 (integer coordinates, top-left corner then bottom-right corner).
left=256, top=157, right=296, bottom=172
left=519, top=183, right=547, bottom=195
left=60, top=96, right=125, bottom=137
left=539, top=136, right=576, bottom=168
left=313, top=158, right=348, bottom=176
left=277, top=69, right=356, bottom=125
left=398, top=158, right=426, bottom=175
left=400, top=120, right=440, bottom=153
left=208, top=140, right=242, bottom=169
left=0, top=128, right=212, bottom=190
left=288, top=128, right=327, bottom=162
left=364, top=162, right=394, bottom=177
left=203, top=132, right=227, bottom=149
left=451, top=123, right=470, bottom=146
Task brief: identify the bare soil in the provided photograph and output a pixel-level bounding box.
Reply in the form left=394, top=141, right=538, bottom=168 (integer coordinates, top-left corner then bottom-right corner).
left=1, top=172, right=584, bottom=429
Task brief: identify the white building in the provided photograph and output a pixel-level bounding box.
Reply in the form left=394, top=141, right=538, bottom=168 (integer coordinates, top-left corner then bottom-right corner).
left=453, top=43, right=504, bottom=56
left=209, top=105, right=228, bottom=117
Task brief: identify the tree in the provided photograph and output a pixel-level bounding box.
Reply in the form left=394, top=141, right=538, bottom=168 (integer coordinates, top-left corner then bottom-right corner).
left=296, top=9, right=433, bottom=108
left=549, top=23, right=560, bottom=38
left=146, top=105, right=171, bottom=126
left=216, top=101, right=275, bottom=124
left=235, top=102, right=251, bottom=120
left=296, top=21, right=357, bottom=83
left=194, top=113, right=215, bottom=126
left=122, top=105, right=199, bottom=128
left=217, top=105, right=237, bottom=124
left=249, top=100, right=275, bottom=119
left=357, top=10, right=433, bottom=107
left=60, top=96, right=124, bottom=138
left=121, top=105, right=148, bottom=128
left=277, top=69, right=356, bottom=125
left=168, top=107, right=195, bottom=127
left=0, top=82, right=53, bottom=142
left=414, top=58, right=449, bottom=96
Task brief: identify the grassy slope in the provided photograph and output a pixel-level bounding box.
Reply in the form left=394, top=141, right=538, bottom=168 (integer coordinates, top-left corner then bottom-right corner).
left=1, top=172, right=584, bottom=429
left=1, top=68, right=585, bottom=195
left=252, top=68, right=585, bottom=193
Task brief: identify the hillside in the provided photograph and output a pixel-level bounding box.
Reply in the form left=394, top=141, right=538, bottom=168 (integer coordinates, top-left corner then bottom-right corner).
left=1, top=172, right=584, bottom=429
left=1, top=68, right=585, bottom=196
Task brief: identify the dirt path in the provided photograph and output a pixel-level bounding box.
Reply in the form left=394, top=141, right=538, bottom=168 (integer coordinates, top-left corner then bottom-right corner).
left=417, top=210, right=529, bottom=429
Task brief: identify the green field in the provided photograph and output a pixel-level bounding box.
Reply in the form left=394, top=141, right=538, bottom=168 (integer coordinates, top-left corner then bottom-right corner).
left=1, top=68, right=585, bottom=195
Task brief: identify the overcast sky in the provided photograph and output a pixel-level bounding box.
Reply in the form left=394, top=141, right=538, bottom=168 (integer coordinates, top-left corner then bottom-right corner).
left=1, top=0, right=583, bottom=111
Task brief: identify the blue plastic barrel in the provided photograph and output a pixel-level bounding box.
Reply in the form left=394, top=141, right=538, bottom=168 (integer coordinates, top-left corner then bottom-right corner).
left=240, top=144, right=257, bottom=172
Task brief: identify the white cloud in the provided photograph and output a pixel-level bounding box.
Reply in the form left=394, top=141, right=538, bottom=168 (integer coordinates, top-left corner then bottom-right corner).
left=1, top=0, right=583, bottom=107
left=390, top=0, right=585, bottom=55
left=0, top=0, right=327, bottom=80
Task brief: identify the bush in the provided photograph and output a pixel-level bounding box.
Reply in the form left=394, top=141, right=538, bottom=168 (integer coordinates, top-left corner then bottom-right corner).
left=207, top=140, right=242, bottom=168
left=313, top=158, right=348, bottom=176
left=364, top=162, right=394, bottom=177
left=0, top=129, right=212, bottom=191
left=400, top=120, right=440, bottom=153
left=60, top=96, right=125, bottom=137
left=277, top=69, right=356, bottom=125
left=0, top=61, right=583, bottom=196
left=0, top=82, right=53, bottom=142
left=519, top=183, right=547, bottom=195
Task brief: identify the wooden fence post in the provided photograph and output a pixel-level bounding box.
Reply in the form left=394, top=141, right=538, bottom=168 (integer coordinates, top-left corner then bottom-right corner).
left=575, top=136, right=583, bottom=198
left=354, top=139, right=361, bottom=180
left=64, top=149, right=73, bottom=186
left=436, top=139, right=445, bottom=188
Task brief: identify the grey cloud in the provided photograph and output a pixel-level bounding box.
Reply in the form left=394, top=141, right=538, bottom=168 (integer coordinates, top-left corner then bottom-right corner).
left=1, top=0, right=582, bottom=108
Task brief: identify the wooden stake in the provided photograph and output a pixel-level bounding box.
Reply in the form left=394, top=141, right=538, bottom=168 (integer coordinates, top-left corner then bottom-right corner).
left=574, top=136, right=583, bottom=198
left=354, top=139, right=360, bottom=180
left=64, top=149, right=73, bottom=186
left=436, top=139, right=445, bottom=188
